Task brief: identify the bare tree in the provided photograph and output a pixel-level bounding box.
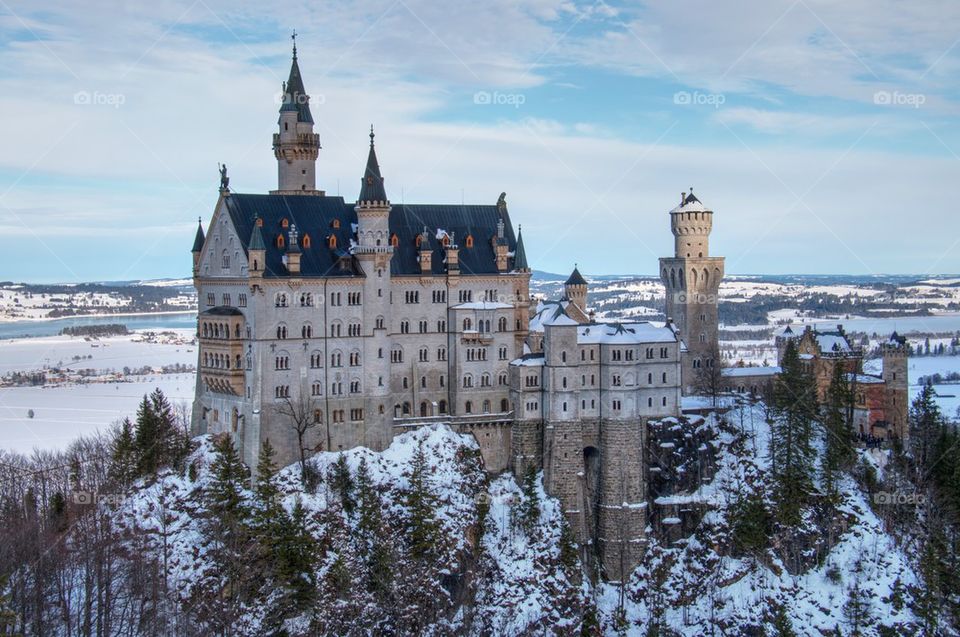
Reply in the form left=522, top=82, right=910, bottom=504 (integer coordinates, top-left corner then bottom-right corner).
left=694, top=344, right=726, bottom=407
left=273, top=392, right=324, bottom=479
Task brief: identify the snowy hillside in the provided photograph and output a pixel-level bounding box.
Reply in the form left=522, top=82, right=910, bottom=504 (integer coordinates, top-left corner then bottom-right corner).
left=29, top=409, right=930, bottom=636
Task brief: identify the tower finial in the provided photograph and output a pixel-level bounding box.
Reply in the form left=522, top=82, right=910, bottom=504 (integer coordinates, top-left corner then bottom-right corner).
left=291, top=29, right=298, bottom=59
left=369, top=124, right=375, bottom=147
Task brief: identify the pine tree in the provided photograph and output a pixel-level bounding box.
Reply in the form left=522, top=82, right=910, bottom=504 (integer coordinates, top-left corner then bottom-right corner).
left=823, top=363, right=855, bottom=495
left=729, top=491, right=771, bottom=557
left=910, top=384, right=943, bottom=476
left=843, top=557, right=872, bottom=635
left=275, top=498, right=316, bottom=606
left=134, top=395, right=160, bottom=476
left=109, top=417, right=137, bottom=488
left=355, top=457, right=394, bottom=597
left=329, top=453, right=355, bottom=515
left=518, top=464, right=540, bottom=536
left=769, top=604, right=796, bottom=636
left=198, top=434, right=254, bottom=625
left=770, top=340, right=818, bottom=524
left=917, top=534, right=942, bottom=637
left=405, top=441, right=440, bottom=561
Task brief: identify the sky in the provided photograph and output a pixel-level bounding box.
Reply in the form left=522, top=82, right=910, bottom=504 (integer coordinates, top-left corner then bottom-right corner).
left=0, top=0, right=958, bottom=282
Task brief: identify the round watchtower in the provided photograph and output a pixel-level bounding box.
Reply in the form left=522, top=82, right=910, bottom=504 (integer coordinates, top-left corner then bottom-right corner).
left=670, top=190, right=713, bottom=258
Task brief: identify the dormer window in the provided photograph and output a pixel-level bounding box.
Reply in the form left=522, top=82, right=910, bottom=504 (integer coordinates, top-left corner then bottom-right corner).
left=302, top=234, right=311, bottom=249
left=442, top=235, right=450, bottom=247
left=390, top=233, right=399, bottom=247
left=331, top=219, right=340, bottom=229
left=415, top=235, right=422, bottom=248
left=328, top=235, right=337, bottom=249
left=281, top=218, right=289, bottom=229
left=256, top=217, right=264, bottom=227
left=465, top=235, right=474, bottom=248
left=276, top=234, right=285, bottom=249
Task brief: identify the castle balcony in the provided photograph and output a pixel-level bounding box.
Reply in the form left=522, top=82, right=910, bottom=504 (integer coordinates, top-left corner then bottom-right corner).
left=201, top=367, right=245, bottom=395
left=461, top=330, right=494, bottom=345
left=272, top=132, right=320, bottom=149
left=393, top=411, right=513, bottom=427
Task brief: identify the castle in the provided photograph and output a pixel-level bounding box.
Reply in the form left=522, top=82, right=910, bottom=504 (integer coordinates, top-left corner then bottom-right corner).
left=190, top=43, right=906, bottom=582
left=773, top=325, right=909, bottom=440
left=191, top=43, right=531, bottom=476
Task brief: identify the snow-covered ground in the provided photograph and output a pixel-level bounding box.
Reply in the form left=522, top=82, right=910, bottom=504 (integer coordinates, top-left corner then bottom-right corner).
left=0, top=329, right=198, bottom=453
left=0, top=373, right=195, bottom=453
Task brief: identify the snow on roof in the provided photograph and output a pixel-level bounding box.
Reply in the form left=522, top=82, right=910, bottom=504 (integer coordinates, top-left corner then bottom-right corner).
left=529, top=300, right=579, bottom=331
left=816, top=333, right=852, bottom=353
left=669, top=193, right=708, bottom=213
left=510, top=354, right=545, bottom=367
left=846, top=372, right=885, bottom=385
left=721, top=366, right=782, bottom=378
left=577, top=321, right=677, bottom=344
left=451, top=300, right=513, bottom=310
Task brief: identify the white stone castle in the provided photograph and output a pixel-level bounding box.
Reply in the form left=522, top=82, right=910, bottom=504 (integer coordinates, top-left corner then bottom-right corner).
left=191, top=43, right=721, bottom=581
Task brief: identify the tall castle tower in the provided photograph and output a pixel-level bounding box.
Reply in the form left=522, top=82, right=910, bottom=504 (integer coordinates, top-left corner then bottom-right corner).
left=659, top=190, right=725, bottom=393
left=881, top=332, right=909, bottom=441
left=271, top=36, right=322, bottom=195
left=354, top=127, right=394, bottom=449
left=564, top=266, right=588, bottom=313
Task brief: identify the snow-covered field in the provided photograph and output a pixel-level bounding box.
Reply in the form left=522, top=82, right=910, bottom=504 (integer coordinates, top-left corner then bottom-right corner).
left=0, top=374, right=195, bottom=453
left=0, top=329, right=198, bottom=453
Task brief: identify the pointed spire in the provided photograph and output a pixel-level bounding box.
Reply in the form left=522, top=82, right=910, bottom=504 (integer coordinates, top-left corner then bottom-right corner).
left=514, top=225, right=528, bottom=271
left=565, top=265, right=586, bottom=286
left=358, top=125, right=388, bottom=204
left=248, top=217, right=266, bottom=251
left=279, top=34, right=313, bottom=124
left=191, top=218, right=205, bottom=253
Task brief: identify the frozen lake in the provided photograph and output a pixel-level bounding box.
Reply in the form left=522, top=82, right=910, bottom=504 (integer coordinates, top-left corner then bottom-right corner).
left=0, top=312, right=196, bottom=339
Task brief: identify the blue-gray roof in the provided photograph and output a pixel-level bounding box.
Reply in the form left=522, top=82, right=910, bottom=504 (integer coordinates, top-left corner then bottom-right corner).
left=221, top=193, right=523, bottom=278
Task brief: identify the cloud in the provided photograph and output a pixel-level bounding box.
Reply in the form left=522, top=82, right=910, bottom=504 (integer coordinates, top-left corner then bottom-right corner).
left=0, top=0, right=957, bottom=281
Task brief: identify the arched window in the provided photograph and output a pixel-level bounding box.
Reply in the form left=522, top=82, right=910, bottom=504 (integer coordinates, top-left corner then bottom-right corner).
left=328, top=235, right=337, bottom=249
left=331, top=219, right=341, bottom=229
left=415, top=234, right=422, bottom=248
left=281, top=218, right=289, bottom=229
left=302, top=234, right=311, bottom=249
left=442, top=235, right=450, bottom=247
left=390, top=233, right=399, bottom=247
left=465, top=235, right=474, bottom=248
left=276, top=234, right=285, bottom=249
